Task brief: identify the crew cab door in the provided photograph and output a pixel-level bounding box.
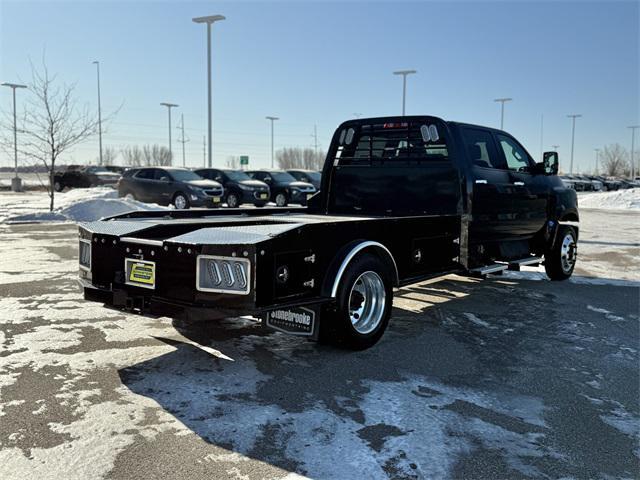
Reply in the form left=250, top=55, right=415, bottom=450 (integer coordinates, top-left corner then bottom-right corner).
left=494, top=133, right=548, bottom=237
left=462, top=127, right=520, bottom=243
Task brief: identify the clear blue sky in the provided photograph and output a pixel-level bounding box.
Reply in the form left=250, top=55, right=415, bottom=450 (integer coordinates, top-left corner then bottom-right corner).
left=1, top=0, right=638, bottom=172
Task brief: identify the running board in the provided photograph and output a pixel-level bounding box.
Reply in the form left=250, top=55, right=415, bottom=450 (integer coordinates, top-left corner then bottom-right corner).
left=469, top=256, right=542, bottom=276
left=507, top=256, right=542, bottom=271
left=470, top=264, right=508, bottom=275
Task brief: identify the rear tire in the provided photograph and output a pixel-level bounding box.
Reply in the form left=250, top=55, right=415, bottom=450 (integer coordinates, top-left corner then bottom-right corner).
left=320, top=253, right=393, bottom=350
left=173, top=192, right=190, bottom=210
left=545, top=225, right=577, bottom=281
left=53, top=181, right=64, bottom=192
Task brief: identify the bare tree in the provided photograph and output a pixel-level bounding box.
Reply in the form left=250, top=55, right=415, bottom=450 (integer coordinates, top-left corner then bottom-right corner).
left=226, top=155, right=240, bottom=169
left=100, top=146, right=118, bottom=166
left=1, top=59, right=100, bottom=211
left=142, top=144, right=172, bottom=166
left=276, top=147, right=325, bottom=170
left=600, top=144, right=629, bottom=177
left=121, top=145, right=144, bottom=166
left=120, top=144, right=171, bottom=166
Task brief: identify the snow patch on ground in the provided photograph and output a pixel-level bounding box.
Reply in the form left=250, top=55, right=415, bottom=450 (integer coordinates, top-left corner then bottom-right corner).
left=578, top=188, right=640, bottom=210
left=0, top=188, right=168, bottom=224
left=462, top=312, right=491, bottom=328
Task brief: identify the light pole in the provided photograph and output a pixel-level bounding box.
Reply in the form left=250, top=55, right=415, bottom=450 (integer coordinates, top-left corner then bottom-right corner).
left=494, top=98, right=512, bottom=130
left=2, top=82, right=27, bottom=192
left=265, top=116, right=279, bottom=168
left=177, top=113, right=190, bottom=167
left=567, top=114, right=582, bottom=175
left=393, top=70, right=416, bottom=116
left=629, top=125, right=640, bottom=179
left=594, top=148, right=600, bottom=175
left=193, top=14, right=225, bottom=168
left=92, top=61, right=103, bottom=166
left=160, top=103, right=179, bottom=163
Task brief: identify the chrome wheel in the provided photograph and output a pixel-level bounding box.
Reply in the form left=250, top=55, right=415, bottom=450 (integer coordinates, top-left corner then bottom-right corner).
left=348, top=271, right=386, bottom=334
left=560, top=232, right=577, bottom=274
left=124, top=193, right=135, bottom=201
left=174, top=194, right=187, bottom=209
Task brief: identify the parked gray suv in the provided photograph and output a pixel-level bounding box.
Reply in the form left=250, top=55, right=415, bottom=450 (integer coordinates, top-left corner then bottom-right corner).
left=117, top=167, right=223, bottom=209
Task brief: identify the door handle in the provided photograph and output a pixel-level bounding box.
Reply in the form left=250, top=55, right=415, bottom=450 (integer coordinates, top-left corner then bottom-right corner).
left=475, top=179, right=488, bottom=184
left=513, top=181, right=525, bottom=186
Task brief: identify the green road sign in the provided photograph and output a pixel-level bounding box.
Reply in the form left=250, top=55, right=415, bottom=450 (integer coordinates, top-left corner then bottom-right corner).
left=240, top=155, right=249, bottom=165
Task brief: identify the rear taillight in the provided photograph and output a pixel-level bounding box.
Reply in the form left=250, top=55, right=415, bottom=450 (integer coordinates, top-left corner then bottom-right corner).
left=196, top=255, right=251, bottom=294
left=79, top=239, right=91, bottom=270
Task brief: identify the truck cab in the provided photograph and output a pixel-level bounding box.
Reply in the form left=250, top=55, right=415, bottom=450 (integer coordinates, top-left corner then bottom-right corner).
left=78, top=116, right=578, bottom=350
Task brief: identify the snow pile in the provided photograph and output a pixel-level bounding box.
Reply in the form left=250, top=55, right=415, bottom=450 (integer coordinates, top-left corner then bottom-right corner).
left=578, top=188, right=640, bottom=210
left=0, top=187, right=168, bottom=224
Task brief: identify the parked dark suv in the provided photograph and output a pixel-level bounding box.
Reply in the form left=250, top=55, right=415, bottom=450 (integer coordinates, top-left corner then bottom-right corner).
left=53, top=165, right=121, bottom=192
left=194, top=168, right=270, bottom=208
left=246, top=169, right=316, bottom=206
left=117, top=167, right=223, bottom=209
left=287, top=169, right=321, bottom=190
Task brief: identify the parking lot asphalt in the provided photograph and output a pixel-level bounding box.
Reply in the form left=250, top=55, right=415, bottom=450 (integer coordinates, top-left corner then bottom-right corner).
left=0, top=209, right=638, bottom=480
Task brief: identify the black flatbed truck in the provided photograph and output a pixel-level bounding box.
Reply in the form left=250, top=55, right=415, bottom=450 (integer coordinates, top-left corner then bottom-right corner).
left=78, top=116, right=579, bottom=349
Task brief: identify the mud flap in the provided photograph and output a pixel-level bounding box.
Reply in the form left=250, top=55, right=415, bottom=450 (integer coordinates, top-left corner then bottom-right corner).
left=262, top=304, right=321, bottom=341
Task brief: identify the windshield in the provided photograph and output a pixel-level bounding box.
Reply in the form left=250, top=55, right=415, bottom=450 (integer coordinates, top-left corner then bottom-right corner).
left=272, top=172, right=297, bottom=182
left=226, top=170, right=252, bottom=181
left=169, top=170, right=203, bottom=182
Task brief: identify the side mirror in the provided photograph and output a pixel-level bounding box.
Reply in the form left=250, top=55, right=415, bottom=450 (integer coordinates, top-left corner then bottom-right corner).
left=264, top=177, right=272, bottom=183
left=541, top=151, right=559, bottom=175
left=159, top=176, right=170, bottom=182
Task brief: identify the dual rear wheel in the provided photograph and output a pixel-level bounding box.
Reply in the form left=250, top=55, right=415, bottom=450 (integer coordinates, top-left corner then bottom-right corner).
left=321, top=254, right=393, bottom=350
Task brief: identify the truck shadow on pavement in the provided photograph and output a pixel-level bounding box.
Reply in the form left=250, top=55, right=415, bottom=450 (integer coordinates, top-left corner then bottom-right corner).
left=118, top=274, right=639, bottom=479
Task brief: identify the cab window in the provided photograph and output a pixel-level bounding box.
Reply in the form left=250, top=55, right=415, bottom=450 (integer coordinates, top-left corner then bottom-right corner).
left=497, top=134, right=532, bottom=172
left=462, top=128, right=505, bottom=169
left=336, top=122, right=449, bottom=166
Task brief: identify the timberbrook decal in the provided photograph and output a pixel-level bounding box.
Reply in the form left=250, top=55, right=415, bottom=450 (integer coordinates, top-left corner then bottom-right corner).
left=267, top=308, right=314, bottom=335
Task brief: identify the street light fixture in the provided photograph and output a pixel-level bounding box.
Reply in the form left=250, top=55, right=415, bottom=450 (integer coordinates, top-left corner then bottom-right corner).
left=1, top=82, right=27, bottom=192
left=265, top=116, right=279, bottom=168
left=160, top=103, right=179, bottom=162
left=392, top=70, right=416, bottom=116
left=567, top=114, right=582, bottom=175
left=494, top=98, right=512, bottom=130
left=193, top=14, right=225, bottom=168
left=92, top=61, right=103, bottom=166
left=628, top=125, right=640, bottom=179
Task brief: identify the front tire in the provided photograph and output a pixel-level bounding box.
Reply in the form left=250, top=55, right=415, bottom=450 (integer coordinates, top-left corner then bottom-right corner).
left=545, top=225, right=577, bottom=281
left=274, top=192, right=288, bottom=207
left=226, top=192, right=240, bottom=208
left=173, top=192, right=190, bottom=210
left=321, top=253, right=393, bottom=350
